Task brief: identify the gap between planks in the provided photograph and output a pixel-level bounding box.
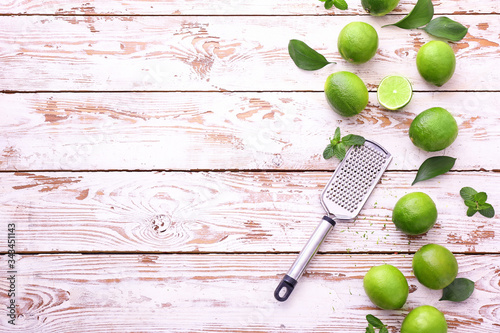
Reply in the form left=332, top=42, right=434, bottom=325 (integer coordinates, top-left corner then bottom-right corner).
left=2, top=90, right=500, bottom=94
left=0, top=13, right=498, bottom=17
left=0, top=169, right=498, bottom=173
left=2, top=251, right=500, bottom=256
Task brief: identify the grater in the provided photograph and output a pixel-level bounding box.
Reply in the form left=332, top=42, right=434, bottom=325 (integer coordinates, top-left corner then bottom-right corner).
left=274, top=140, right=392, bottom=302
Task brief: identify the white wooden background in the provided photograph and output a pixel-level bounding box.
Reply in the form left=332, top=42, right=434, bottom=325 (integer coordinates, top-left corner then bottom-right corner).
left=0, top=1, right=499, bottom=332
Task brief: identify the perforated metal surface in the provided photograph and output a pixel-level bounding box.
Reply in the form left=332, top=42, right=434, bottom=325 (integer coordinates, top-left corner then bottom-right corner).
left=321, top=140, right=391, bottom=220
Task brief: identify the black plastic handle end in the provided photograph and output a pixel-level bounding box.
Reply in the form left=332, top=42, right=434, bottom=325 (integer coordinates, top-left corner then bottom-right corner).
left=274, top=275, right=297, bottom=302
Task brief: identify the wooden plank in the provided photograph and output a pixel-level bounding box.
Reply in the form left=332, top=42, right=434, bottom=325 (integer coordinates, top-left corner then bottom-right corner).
left=0, top=0, right=498, bottom=15
left=0, top=254, right=498, bottom=332
left=1, top=171, right=498, bottom=253
left=0, top=15, right=498, bottom=92
left=0, top=92, right=498, bottom=171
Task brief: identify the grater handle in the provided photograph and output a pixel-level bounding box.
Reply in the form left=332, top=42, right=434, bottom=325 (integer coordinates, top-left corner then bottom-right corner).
left=274, top=216, right=336, bottom=302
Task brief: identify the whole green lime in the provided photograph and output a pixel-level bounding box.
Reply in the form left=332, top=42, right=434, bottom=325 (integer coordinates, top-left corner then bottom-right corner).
left=362, top=0, right=400, bottom=16
left=337, top=22, right=378, bottom=64
left=417, top=41, right=456, bottom=87
left=324, top=71, right=368, bottom=117
left=409, top=107, right=458, bottom=152
left=392, top=192, right=438, bottom=235
left=363, top=264, right=409, bottom=309
left=401, top=305, right=448, bottom=333
left=413, top=244, right=458, bottom=290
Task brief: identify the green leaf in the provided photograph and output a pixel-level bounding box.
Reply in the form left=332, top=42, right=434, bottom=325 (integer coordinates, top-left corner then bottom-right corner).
left=288, top=39, right=334, bottom=71
left=333, top=0, right=348, bottom=10
left=464, top=200, right=476, bottom=208
left=440, top=278, right=475, bottom=302
left=474, top=192, right=487, bottom=204
left=423, top=17, right=468, bottom=42
left=479, top=204, right=495, bottom=218
left=323, top=144, right=335, bottom=160
left=460, top=187, right=477, bottom=201
left=365, top=324, right=375, bottom=333
left=383, top=0, right=434, bottom=29
left=324, top=0, right=334, bottom=9
left=379, top=327, right=389, bottom=333
left=333, top=142, right=347, bottom=161
left=342, top=134, right=366, bottom=147
left=366, top=315, right=384, bottom=329
left=478, top=203, right=490, bottom=210
left=412, top=156, right=456, bottom=185
left=466, top=206, right=477, bottom=217
left=334, top=127, right=341, bottom=142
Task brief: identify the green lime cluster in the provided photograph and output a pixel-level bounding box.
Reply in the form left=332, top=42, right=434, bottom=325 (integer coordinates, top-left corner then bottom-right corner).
left=325, top=30, right=459, bottom=155
left=362, top=188, right=470, bottom=332
left=363, top=243, right=457, bottom=332
left=292, top=2, right=467, bottom=331
left=322, top=1, right=463, bottom=333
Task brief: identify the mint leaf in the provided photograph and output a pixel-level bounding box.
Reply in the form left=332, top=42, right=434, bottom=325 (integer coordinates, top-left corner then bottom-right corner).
left=333, top=0, right=348, bottom=10
left=321, top=0, right=347, bottom=10
left=323, top=129, right=365, bottom=161
left=342, top=134, right=365, bottom=147
left=478, top=203, right=491, bottom=211
left=479, top=204, right=495, bottom=218
left=323, top=144, right=335, bottom=159
left=423, top=17, right=468, bottom=42
left=366, top=315, right=384, bottom=329
left=379, top=327, right=388, bottom=333
left=464, top=200, right=476, bottom=208
left=466, top=207, right=477, bottom=217
left=460, top=187, right=477, bottom=201
left=412, top=156, right=456, bottom=185
left=324, top=0, right=334, bottom=9
left=474, top=192, right=487, bottom=204
left=383, top=0, right=434, bottom=29
left=365, top=324, right=375, bottom=333
left=460, top=187, right=494, bottom=218
left=288, top=39, right=334, bottom=71
left=334, top=127, right=341, bottom=142
left=333, top=142, right=347, bottom=161
left=440, top=278, right=474, bottom=302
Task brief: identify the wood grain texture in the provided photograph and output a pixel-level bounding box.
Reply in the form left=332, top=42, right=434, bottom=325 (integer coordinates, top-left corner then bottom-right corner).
left=0, top=15, right=498, bottom=92
left=0, top=254, right=499, bottom=332
left=1, top=92, right=498, bottom=171
left=1, top=171, right=498, bottom=253
left=1, top=0, right=498, bottom=15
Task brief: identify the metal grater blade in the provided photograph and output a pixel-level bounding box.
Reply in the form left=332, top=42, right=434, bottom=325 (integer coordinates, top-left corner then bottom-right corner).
left=320, top=140, right=392, bottom=221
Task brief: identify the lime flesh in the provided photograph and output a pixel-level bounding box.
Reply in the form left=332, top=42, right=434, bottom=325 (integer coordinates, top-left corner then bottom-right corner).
left=377, top=75, right=413, bottom=110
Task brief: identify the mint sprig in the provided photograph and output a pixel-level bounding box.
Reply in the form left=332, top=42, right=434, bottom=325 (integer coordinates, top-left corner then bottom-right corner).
left=460, top=187, right=495, bottom=218
left=319, top=0, right=348, bottom=10
left=323, top=127, right=365, bottom=161
left=366, top=315, right=388, bottom=333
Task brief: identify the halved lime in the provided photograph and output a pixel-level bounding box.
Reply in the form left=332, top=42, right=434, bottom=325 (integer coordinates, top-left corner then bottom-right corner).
left=377, top=75, right=413, bottom=110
